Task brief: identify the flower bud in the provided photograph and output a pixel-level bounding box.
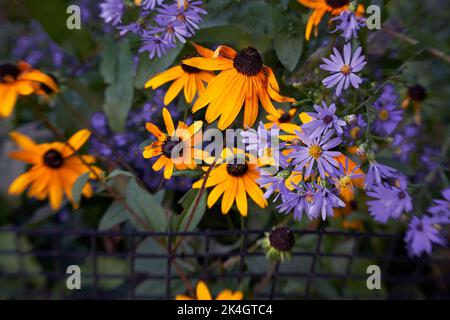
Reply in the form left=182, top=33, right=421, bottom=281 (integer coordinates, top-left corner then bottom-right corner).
left=344, top=114, right=357, bottom=125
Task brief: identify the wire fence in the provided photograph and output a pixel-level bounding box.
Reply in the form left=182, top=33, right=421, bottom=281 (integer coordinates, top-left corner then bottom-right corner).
left=0, top=226, right=449, bottom=300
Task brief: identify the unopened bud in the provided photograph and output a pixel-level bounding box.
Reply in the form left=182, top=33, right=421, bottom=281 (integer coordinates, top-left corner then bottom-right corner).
left=344, top=114, right=357, bottom=125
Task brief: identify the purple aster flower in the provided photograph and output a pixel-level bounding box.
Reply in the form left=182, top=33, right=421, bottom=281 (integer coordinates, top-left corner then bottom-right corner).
left=320, top=43, right=366, bottom=96
left=289, top=130, right=342, bottom=179
left=151, top=18, right=191, bottom=43
left=343, top=114, right=366, bottom=144
left=367, top=179, right=412, bottom=223
left=331, top=10, right=366, bottom=42
left=257, top=168, right=291, bottom=202
left=364, top=161, right=399, bottom=190
left=428, top=188, right=450, bottom=224
left=156, top=0, right=206, bottom=34
left=392, top=124, right=420, bottom=163
left=277, top=183, right=318, bottom=221
left=309, top=186, right=345, bottom=221
left=138, top=32, right=175, bottom=59
left=420, top=147, right=442, bottom=172
left=371, top=84, right=402, bottom=136
left=141, top=0, right=164, bottom=10
left=301, top=101, right=346, bottom=139
left=117, top=22, right=143, bottom=36
left=405, top=216, right=446, bottom=257
left=99, top=0, right=125, bottom=26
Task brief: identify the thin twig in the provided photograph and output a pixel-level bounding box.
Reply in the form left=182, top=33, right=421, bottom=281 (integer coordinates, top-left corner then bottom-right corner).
left=382, top=26, right=450, bottom=64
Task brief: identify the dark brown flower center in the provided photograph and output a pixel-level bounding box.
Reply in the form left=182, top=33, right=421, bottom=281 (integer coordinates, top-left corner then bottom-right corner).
left=408, top=84, right=426, bottom=102
left=325, top=0, right=349, bottom=8
left=43, top=149, right=64, bottom=168
left=162, top=137, right=183, bottom=158
left=0, top=63, right=20, bottom=82
left=323, top=115, right=334, bottom=124
left=269, top=227, right=295, bottom=251
left=226, top=162, right=249, bottom=177
left=233, top=47, right=263, bottom=76
left=279, top=113, right=292, bottom=123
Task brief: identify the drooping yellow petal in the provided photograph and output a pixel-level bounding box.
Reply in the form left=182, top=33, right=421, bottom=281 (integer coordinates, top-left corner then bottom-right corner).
left=192, top=42, right=214, bottom=58
left=236, top=178, right=248, bottom=217
left=8, top=171, right=35, bottom=195
left=144, top=65, right=184, bottom=89
left=9, top=150, right=40, bottom=164
left=152, top=155, right=167, bottom=171
left=207, top=181, right=228, bottom=208
left=0, top=85, right=18, bottom=118
left=163, top=159, right=174, bottom=179
left=164, top=74, right=187, bottom=105
left=9, top=131, right=38, bottom=150
left=183, top=74, right=197, bottom=103
left=49, top=172, right=63, bottom=210
left=20, top=69, right=59, bottom=93
left=196, top=281, right=213, bottom=300
left=213, top=45, right=237, bottom=59
left=243, top=175, right=267, bottom=209
left=221, top=177, right=237, bottom=214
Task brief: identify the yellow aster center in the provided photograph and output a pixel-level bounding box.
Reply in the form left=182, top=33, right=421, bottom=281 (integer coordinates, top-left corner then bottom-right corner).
left=340, top=64, right=352, bottom=75
left=378, top=109, right=390, bottom=121
left=305, top=192, right=314, bottom=204
left=350, top=127, right=361, bottom=140
left=339, top=176, right=352, bottom=188
left=308, top=145, right=323, bottom=159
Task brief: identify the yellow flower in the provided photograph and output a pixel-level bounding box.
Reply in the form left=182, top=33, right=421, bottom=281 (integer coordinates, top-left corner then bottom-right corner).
left=176, top=281, right=243, bottom=300
left=143, top=107, right=204, bottom=179
left=297, top=0, right=364, bottom=41
left=265, top=107, right=297, bottom=128
left=145, top=43, right=215, bottom=106
left=193, top=148, right=267, bottom=217
left=8, top=129, right=101, bottom=210
left=182, top=45, right=295, bottom=130
left=0, top=61, right=59, bottom=117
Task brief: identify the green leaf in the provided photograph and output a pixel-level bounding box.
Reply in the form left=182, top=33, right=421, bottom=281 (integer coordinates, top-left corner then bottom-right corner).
left=126, top=179, right=168, bottom=232
left=72, top=172, right=89, bottom=206
left=100, top=39, right=135, bottom=132
left=107, top=169, right=134, bottom=180
left=98, top=202, right=128, bottom=231
left=176, top=189, right=207, bottom=232
left=22, top=0, right=95, bottom=61
left=134, top=44, right=185, bottom=89
left=273, top=3, right=304, bottom=71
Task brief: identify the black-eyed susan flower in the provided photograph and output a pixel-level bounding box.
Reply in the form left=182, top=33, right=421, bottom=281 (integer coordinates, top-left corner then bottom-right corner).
left=0, top=61, right=59, bottom=117
left=176, top=281, right=243, bottom=300
left=193, top=148, right=267, bottom=217
left=144, top=43, right=215, bottom=106
left=298, top=0, right=364, bottom=41
left=265, top=108, right=297, bottom=128
left=8, top=129, right=101, bottom=210
left=182, top=45, right=295, bottom=130
left=143, top=107, right=204, bottom=179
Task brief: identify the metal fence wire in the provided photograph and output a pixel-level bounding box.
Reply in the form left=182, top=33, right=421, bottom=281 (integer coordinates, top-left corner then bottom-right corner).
left=0, top=227, right=449, bottom=300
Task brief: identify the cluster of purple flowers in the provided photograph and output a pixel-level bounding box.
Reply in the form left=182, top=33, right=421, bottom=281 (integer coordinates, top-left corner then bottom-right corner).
left=392, top=124, right=421, bottom=163
left=342, top=114, right=367, bottom=145
left=405, top=188, right=450, bottom=257
left=99, top=0, right=207, bottom=58
left=89, top=89, right=192, bottom=192
left=256, top=101, right=348, bottom=222
left=332, top=10, right=366, bottom=42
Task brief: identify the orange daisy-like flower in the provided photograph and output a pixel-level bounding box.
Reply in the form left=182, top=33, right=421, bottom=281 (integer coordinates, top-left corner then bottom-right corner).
left=265, top=107, right=297, bottom=128
left=297, top=0, right=364, bottom=41
left=143, top=107, right=204, bottom=179
left=145, top=44, right=215, bottom=106
left=182, top=45, right=295, bottom=130
left=0, top=61, right=59, bottom=117
left=8, top=129, right=101, bottom=210
left=332, top=154, right=365, bottom=202
left=193, top=148, right=267, bottom=217
left=176, top=281, right=243, bottom=300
